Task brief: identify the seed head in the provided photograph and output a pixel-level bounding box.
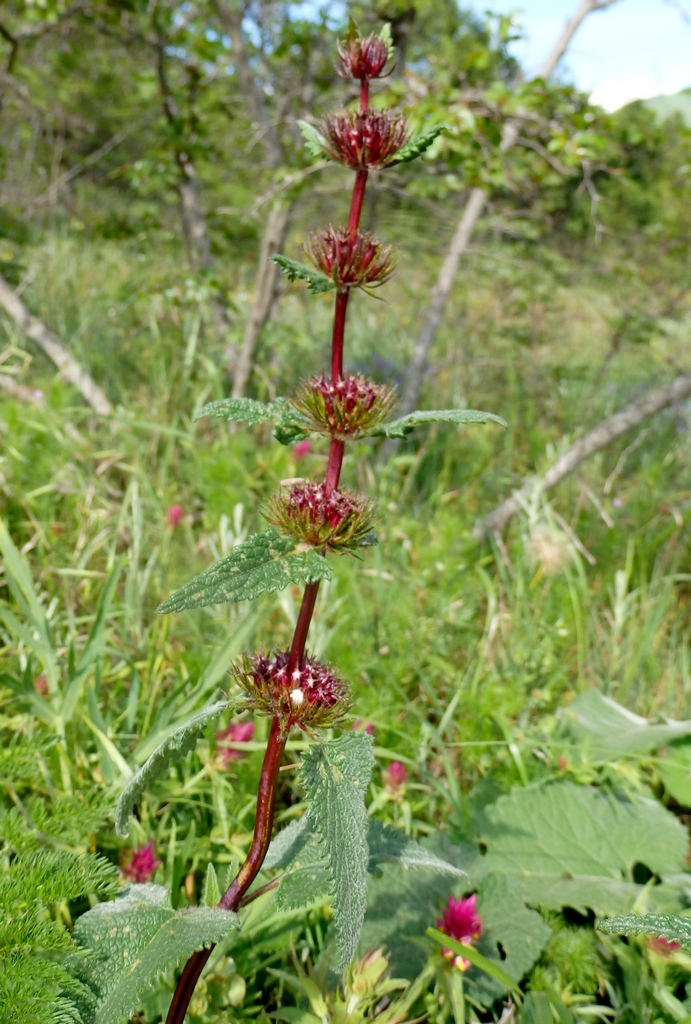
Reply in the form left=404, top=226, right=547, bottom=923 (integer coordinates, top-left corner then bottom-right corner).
left=436, top=894, right=483, bottom=971
left=337, top=31, right=392, bottom=81
left=304, top=226, right=396, bottom=291
left=292, top=374, right=396, bottom=439
left=233, top=651, right=351, bottom=731
left=264, top=482, right=376, bottom=552
left=321, top=110, right=408, bottom=170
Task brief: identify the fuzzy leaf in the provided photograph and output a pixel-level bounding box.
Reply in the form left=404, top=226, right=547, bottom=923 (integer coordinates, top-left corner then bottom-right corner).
left=370, top=408, right=507, bottom=439
left=561, top=689, right=691, bottom=760
left=598, top=912, right=691, bottom=950
left=194, top=397, right=278, bottom=425
left=71, top=884, right=239, bottom=1024
left=388, top=124, right=449, bottom=165
left=297, top=120, right=327, bottom=159
left=115, top=700, right=240, bottom=837
left=275, top=835, right=331, bottom=911
left=367, top=820, right=466, bottom=877
left=272, top=255, right=335, bottom=294
left=263, top=818, right=311, bottom=870
left=156, top=528, right=332, bottom=614
left=300, top=733, right=375, bottom=969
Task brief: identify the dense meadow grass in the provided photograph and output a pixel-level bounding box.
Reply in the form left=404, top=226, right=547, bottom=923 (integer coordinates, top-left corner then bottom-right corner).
left=2, top=223, right=691, bottom=1021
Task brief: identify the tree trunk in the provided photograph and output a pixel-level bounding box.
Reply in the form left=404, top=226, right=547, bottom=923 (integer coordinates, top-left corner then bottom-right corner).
left=395, top=0, right=622, bottom=419
left=475, top=371, right=691, bottom=539
left=0, top=273, right=112, bottom=415
left=176, top=150, right=213, bottom=271
left=231, top=201, right=290, bottom=398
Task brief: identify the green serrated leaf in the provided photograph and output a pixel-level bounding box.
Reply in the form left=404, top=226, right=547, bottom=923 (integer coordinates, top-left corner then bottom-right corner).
left=202, top=863, right=221, bottom=907
left=300, top=734, right=375, bottom=970
left=367, top=820, right=466, bottom=877
left=388, top=125, right=449, bottom=165
left=598, top=913, right=691, bottom=950
left=156, top=528, right=332, bottom=614
left=370, top=408, right=507, bottom=440
left=194, top=397, right=278, bottom=425
left=275, top=835, right=331, bottom=912
left=297, top=120, right=327, bottom=159
left=379, top=22, right=394, bottom=60
left=115, top=700, right=240, bottom=837
left=70, top=884, right=239, bottom=1024
left=264, top=818, right=311, bottom=871
left=272, top=255, right=335, bottom=294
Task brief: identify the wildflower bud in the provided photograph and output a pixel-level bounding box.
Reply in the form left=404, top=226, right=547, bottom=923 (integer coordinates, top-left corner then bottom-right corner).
left=167, top=504, right=183, bottom=529
left=264, top=482, right=376, bottom=552
left=337, top=30, right=392, bottom=81
left=292, top=439, right=312, bottom=460
left=233, top=651, right=351, bottom=731
left=292, top=374, right=396, bottom=439
left=304, top=227, right=396, bottom=291
left=436, top=894, right=483, bottom=971
left=321, top=110, right=408, bottom=170
left=383, top=760, right=408, bottom=795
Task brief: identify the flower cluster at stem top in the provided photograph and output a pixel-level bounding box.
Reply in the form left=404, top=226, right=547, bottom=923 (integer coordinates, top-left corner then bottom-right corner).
left=321, top=110, right=408, bottom=170
left=233, top=651, right=351, bottom=732
left=337, top=28, right=393, bottom=80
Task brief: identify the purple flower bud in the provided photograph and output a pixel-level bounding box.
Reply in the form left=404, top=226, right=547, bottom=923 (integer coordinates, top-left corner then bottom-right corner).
left=233, top=651, right=351, bottom=731
left=292, top=374, right=396, bottom=439
left=436, top=894, right=483, bottom=971
left=120, top=840, right=162, bottom=884
left=216, top=719, right=255, bottom=765
left=264, top=482, right=376, bottom=552
left=337, top=32, right=392, bottom=81
left=321, top=110, right=409, bottom=170
left=304, top=226, right=396, bottom=291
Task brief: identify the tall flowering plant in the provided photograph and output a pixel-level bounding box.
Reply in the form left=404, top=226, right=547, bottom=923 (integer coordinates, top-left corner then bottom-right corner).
left=69, top=24, right=503, bottom=1024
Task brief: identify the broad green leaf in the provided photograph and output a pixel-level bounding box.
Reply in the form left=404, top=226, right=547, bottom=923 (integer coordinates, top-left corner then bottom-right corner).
left=561, top=689, right=691, bottom=760
left=470, top=874, right=550, bottom=1006
left=71, top=884, right=239, bottom=1024
left=300, top=733, right=375, bottom=969
left=388, top=125, right=449, bottom=165
left=194, top=396, right=278, bottom=425
left=598, top=912, right=691, bottom=950
left=367, top=820, right=466, bottom=877
left=272, top=255, right=335, bottom=294
left=517, top=874, right=648, bottom=917
left=475, top=781, right=688, bottom=880
left=115, top=699, right=240, bottom=837
left=156, top=529, right=332, bottom=614
left=297, top=120, right=326, bottom=159
left=427, top=928, right=521, bottom=996
left=275, top=835, right=330, bottom=911
left=658, top=745, right=691, bottom=806
left=369, top=408, right=507, bottom=440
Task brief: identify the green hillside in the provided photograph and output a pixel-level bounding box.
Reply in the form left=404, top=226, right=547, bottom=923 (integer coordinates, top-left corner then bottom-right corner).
left=644, top=86, right=691, bottom=124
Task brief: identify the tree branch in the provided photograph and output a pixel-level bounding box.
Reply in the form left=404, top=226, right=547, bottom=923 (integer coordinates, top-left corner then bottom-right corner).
left=475, top=371, right=691, bottom=539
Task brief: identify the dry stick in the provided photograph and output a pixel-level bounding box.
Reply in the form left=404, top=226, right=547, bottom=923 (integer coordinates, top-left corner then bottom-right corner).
left=0, top=274, right=112, bottom=415
left=475, top=371, right=691, bottom=539
left=164, top=64, right=373, bottom=1024
left=395, top=0, right=622, bottom=421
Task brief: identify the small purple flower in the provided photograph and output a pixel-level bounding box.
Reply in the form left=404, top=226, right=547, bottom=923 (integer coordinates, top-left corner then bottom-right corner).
left=216, top=720, right=255, bottom=766
left=383, top=760, right=408, bottom=794
left=121, top=840, right=162, bottom=884
left=613, top=498, right=623, bottom=508
left=167, top=504, right=183, bottom=528
left=437, top=894, right=483, bottom=971
left=352, top=719, right=374, bottom=735
left=292, top=440, right=312, bottom=460
left=233, top=651, right=351, bottom=732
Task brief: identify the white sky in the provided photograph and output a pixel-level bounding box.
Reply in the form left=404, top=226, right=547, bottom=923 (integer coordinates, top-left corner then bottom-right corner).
left=468, top=0, right=691, bottom=109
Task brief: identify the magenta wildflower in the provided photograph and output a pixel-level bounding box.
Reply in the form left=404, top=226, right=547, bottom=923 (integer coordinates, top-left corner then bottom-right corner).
left=383, top=760, right=408, bottom=794
left=321, top=110, right=408, bottom=170
left=217, top=720, right=255, bottom=766
left=233, top=650, right=351, bottom=732
left=647, top=935, right=682, bottom=957
left=264, top=481, right=375, bottom=552
left=292, top=439, right=312, bottom=460
left=352, top=719, right=374, bottom=735
left=34, top=673, right=48, bottom=696
left=292, top=374, right=396, bottom=439
left=167, top=504, right=183, bottom=529
left=304, top=226, right=396, bottom=291
left=121, top=840, right=162, bottom=884
left=437, top=894, right=483, bottom=971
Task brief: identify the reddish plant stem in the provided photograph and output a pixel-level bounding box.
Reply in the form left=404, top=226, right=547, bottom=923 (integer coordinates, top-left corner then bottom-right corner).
left=347, top=170, right=368, bottom=240
left=287, top=580, right=320, bottom=676
left=166, top=70, right=374, bottom=1024
left=165, top=717, right=286, bottom=1024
